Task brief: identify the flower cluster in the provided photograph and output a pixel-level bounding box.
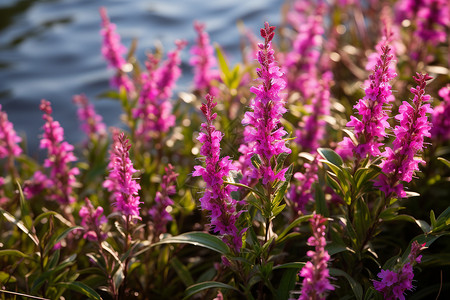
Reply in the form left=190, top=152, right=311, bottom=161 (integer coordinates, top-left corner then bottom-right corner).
left=431, top=85, right=450, bottom=142
left=103, top=131, right=141, bottom=220
left=156, top=40, right=187, bottom=100
left=416, top=0, right=449, bottom=47
left=25, top=100, right=79, bottom=204
left=79, top=198, right=107, bottom=242
left=340, top=44, right=397, bottom=159
left=373, top=241, right=425, bottom=299
left=99, top=7, right=134, bottom=93
left=284, top=1, right=326, bottom=99
left=73, top=94, right=106, bottom=140
left=149, top=164, right=178, bottom=236
left=289, top=156, right=319, bottom=214
left=297, top=75, right=331, bottom=152
left=193, top=94, right=242, bottom=251
left=190, top=21, right=219, bottom=97
left=376, top=73, right=433, bottom=198
left=241, top=22, right=291, bottom=185
left=298, top=214, right=334, bottom=300
left=0, top=104, right=22, bottom=160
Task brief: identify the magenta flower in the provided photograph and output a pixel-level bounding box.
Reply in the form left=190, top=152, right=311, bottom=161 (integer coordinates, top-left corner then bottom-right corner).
left=156, top=40, right=187, bottom=100
left=133, top=54, right=161, bottom=141
left=284, top=1, right=326, bottom=100
left=99, top=7, right=135, bottom=93
left=103, top=131, right=141, bottom=220
left=289, top=156, right=319, bottom=214
left=73, top=94, right=106, bottom=140
left=79, top=198, right=107, bottom=242
left=431, top=85, right=450, bottom=142
left=376, top=73, right=433, bottom=198
left=241, top=22, right=291, bottom=185
left=297, top=74, right=331, bottom=152
left=298, top=214, right=334, bottom=300
left=149, top=164, right=178, bottom=236
left=0, top=104, right=22, bottom=160
left=416, top=0, right=449, bottom=46
left=373, top=241, right=425, bottom=300
left=339, top=44, right=397, bottom=159
left=24, top=100, right=79, bottom=204
left=190, top=21, right=219, bottom=97
left=193, top=94, right=242, bottom=251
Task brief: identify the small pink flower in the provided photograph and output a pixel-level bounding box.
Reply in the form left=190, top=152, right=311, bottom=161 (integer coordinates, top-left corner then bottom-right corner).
left=73, top=94, right=106, bottom=140
left=79, top=198, right=107, bottom=242
left=0, top=104, right=22, bottom=159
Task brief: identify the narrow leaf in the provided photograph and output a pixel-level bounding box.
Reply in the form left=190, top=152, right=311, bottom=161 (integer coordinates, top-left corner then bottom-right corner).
left=153, top=232, right=230, bottom=255
left=184, top=281, right=239, bottom=299
left=55, top=282, right=102, bottom=300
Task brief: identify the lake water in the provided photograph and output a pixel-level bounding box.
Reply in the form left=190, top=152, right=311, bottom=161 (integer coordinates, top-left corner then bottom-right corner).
left=0, top=0, right=284, bottom=154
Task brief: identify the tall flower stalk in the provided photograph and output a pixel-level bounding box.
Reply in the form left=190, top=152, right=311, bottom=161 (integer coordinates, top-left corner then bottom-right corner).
left=298, top=214, right=334, bottom=300
left=339, top=43, right=397, bottom=159
left=193, top=94, right=242, bottom=251
left=103, top=131, right=141, bottom=221
left=190, top=21, right=219, bottom=97
left=149, top=164, right=178, bottom=239
left=100, top=7, right=135, bottom=94
left=0, top=104, right=22, bottom=178
left=376, top=73, right=433, bottom=199
left=241, top=22, right=291, bottom=185
left=73, top=94, right=107, bottom=141
left=25, top=100, right=79, bottom=205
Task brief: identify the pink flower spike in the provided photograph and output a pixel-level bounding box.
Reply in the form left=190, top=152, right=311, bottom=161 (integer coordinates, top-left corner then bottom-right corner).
left=193, top=94, right=242, bottom=251
left=0, top=104, right=22, bottom=159
left=298, top=214, right=334, bottom=300
left=375, top=73, right=433, bottom=199
left=73, top=94, right=106, bottom=140
left=241, top=22, right=291, bottom=185
left=103, top=131, right=142, bottom=221
left=190, top=21, right=219, bottom=96
left=24, top=100, right=79, bottom=204
left=149, top=164, right=178, bottom=236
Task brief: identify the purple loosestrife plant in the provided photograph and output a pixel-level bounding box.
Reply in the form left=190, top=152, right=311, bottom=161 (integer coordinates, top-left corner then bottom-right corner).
left=190, top=21, right=219, bottom=97
left=100, top=7, right=135, bottom=94
left=289, top=156, right=319, bottom=214
left=193, top=94, right=242, bottom=251
left=376, top=73, right=433, bottom=198
left=416, top=0, right=449, bottom=47
left=25, top=100, right=79, bottom=204
left=298, top=214, right=334, bottom=300
left=431, top=85, right=450, bottom=143
left=0, top=104, right=22, bottom=178
left=297, top=75, right=332, bottom=152
left=73, top=94, right=106, bottom=140
left=133, top=54, right=161, bottom=142
left=241, top=22, right=291, bottom=185
left=79, top=198, right=107, bottom=242
left=149, top=164, right=178, bottom=238
left=339, top=44, right=397, bottom=159
left=103, top=131, right=141, bottom=221
left=373, top=241, right=425, bottom=300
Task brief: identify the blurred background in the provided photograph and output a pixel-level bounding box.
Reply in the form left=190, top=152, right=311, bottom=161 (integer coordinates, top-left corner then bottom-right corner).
left=0, top=0, right=284, bottom=154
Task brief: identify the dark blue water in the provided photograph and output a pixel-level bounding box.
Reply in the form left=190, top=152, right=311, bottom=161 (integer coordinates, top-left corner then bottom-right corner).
left=0, top=0, right=284, bottom=153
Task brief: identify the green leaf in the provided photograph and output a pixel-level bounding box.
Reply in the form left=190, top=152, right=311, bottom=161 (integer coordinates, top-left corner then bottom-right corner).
left=55, top=282, right=102, bottom=300
left=170, top=257, right=194, bottom=287
left=401, top=233, right=449, bottom=263
left=437, top=157, right=450, bottom=168
left=33, top=211, right=58, bottom=227
left=272, top=164, right=294, bottom=210
left=272, top=262, right=306, bottom=270
left=354, top=198, right=370, bottom=242
left=153, top=232, right=230, bottom=255
left=0, top=249, right=32, bottom=259
left=434, top=206, right=450, bottom=232
left=0, top=208, right=39, bottom=246
left=314, top=182, right=328, bottom=217
left=277, top=215, right=312, bottom=243
left=276, top=268, right=298, bottom=300
left=325, top=243, right=354, bottom=256
left=44, top=226, right=83, bottom=256
left=318, top=148, right=344, bottom=167
left=329, top=268, right=363, bottom=300
left=96, top=90, right=121, bottom=100
left=184, top=281, right=239, bottom=299
left=17, top=181, right=33, bottom=231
